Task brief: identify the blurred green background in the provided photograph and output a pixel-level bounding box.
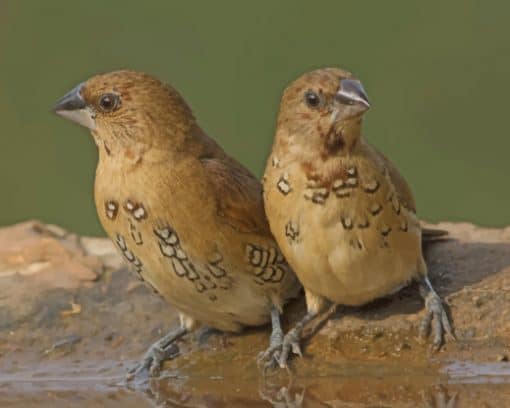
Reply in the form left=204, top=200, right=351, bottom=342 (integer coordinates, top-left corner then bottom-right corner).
left=0, top=1, right=508, bottom=236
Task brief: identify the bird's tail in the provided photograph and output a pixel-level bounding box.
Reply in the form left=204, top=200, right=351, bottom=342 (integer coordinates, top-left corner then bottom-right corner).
left=421, top=226, right=449, bottom=243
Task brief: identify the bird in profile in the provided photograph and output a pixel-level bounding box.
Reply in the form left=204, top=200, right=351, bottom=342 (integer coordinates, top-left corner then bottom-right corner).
left=260, top=67, right=454, bottom=368
left=53, top=70, right=301, bottom=377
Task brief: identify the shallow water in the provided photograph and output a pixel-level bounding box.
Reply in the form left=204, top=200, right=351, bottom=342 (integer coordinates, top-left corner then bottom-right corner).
left=2, top=359, right=509, bottom=407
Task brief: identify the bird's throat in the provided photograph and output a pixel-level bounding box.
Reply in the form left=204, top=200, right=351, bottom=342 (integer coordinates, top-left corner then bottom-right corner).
left=325, top=117, right=363, bottom=156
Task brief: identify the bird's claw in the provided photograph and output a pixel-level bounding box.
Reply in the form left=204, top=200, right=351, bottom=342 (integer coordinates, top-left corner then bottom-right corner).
left=258, top=329, right=303, bottom=371
left=127, top=342, right=179, bottom=379
left=419, top=292, right=455, bottom=350
left=278, top=329, right=302, bottom=368
left=257, top=345, right=281, bottom=370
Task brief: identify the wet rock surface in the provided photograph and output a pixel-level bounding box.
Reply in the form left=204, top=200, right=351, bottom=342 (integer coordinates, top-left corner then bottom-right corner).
left=0, top=220, right=509, bottom=407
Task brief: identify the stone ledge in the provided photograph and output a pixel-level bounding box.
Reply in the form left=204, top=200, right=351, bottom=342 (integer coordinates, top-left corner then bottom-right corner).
left=0, top=220, right=509, bottom=405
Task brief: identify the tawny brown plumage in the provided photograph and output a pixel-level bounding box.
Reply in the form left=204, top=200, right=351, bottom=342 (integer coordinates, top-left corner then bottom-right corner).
left=53, top=70, right=300, bottom=377
left=260, top=67, right=454, bottom=368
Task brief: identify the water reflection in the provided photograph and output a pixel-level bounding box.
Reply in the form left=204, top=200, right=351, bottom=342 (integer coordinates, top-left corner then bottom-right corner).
left=258, top=384, right=459, bottom=408
left=137, top=362, right=510, bottom=407
left=2, top=360, right=509, bottom=407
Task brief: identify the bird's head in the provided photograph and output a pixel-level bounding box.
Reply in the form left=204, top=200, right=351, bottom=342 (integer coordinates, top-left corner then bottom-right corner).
left=275, top=68, right=370, bottom=157
left=54, top=70, right=195, bottom=152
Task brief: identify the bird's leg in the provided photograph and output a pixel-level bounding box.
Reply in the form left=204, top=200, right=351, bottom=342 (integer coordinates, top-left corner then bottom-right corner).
left=418, top=276, right=455, bottom=349
left=268, top=307, right=285, bottom=351
left=257, top=307, right=284, bottom=369
left=276, top=311, right=317, bottom=368
left=258, top=295, right=336, bottom=370
left=128, top=325, right=188, bottom=379
left=277, top=302, right=338, bottom=368
left=275, top=292, right=337, bottom=370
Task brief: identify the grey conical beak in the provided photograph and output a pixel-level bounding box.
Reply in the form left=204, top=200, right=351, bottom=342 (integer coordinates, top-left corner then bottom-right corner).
left=53, top=83, right=96, bottom=130
left=335, top=79, right=370, bottom=110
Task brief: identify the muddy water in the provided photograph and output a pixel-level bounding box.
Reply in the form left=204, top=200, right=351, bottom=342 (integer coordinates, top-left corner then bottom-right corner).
left=1, top=359, right=510, bottom=407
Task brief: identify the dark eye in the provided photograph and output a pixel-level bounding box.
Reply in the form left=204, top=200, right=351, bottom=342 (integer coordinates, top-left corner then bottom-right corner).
left=304, top=90, right=321, bottom=108
left=98, top=93, right=120, bottom=112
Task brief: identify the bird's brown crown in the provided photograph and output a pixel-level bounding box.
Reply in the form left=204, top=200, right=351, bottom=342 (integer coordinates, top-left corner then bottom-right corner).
left=274, top=67, right=370, bottom=160
left=82, top=70, right=196, bottom=146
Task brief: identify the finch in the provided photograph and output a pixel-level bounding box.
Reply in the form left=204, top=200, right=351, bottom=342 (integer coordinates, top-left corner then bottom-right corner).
left=260, top=67, right=454, bottom=368
left=53, top=70, right=301, bottom=377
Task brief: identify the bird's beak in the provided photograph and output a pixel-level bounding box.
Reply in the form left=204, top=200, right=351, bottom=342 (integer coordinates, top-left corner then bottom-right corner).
left=335, top=79, right=370, bottom=111
left=53, top=83, right=96, bottom=130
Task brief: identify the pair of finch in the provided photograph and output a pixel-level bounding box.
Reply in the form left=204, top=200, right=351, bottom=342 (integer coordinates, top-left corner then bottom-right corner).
left=54, top=67, right=453, bottom=377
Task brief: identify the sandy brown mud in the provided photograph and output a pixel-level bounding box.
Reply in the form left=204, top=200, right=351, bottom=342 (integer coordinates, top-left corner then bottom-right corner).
left=0, top=221, right=509, bottom=407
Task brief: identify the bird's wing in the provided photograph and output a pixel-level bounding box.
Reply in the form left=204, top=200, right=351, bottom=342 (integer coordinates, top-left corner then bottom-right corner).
left=369, top=145, right=450, bottom=240
left=201, top=157, right=272, bottom=236
left=201, top=156, right=299, bottom=303
left=370, top=145, right=417, bottom=213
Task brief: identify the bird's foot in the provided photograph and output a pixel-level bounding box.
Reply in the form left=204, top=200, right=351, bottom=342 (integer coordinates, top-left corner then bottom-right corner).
left=127, top=326, right=187, bottom=380
left=277, top=328, right=303, bottom=368
left=257, top=307, right=285, bottom=371
left=419, top=287, right=455, bottom=350
left=257, top=338, right=283, bottom=371
left=127, top=340, right=180, bottom=379
left=258, top=327, right=302, bottom=370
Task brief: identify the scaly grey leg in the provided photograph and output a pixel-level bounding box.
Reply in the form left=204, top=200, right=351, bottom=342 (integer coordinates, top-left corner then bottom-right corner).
left=277, top=311, right=317, bottom=369
left=258, top=304, right=337, bottom=370
left=419, top=276, right=455, bottom=349
left=257, top=307, right=284, bottom=370
left=128, top=325, right=187, bottom=379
